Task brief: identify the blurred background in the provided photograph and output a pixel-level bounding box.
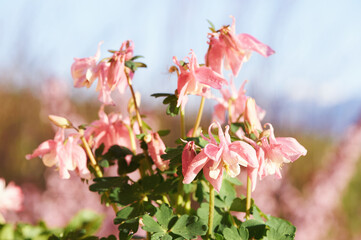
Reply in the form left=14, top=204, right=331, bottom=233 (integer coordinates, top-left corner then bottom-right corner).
left=1, top=0, right=361, bottom=239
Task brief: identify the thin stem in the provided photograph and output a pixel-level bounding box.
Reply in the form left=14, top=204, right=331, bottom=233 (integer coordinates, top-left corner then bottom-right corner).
left=229, top=212, right=237, bottom=227
left=125, top=71, right=155, bottom=176
left=79, top=133, right=103, bottom=178
left=125, top=71, right=145, bottom=134
left=206, top=183, right=215, bottom=240
left=246, top=175, right=252, bottom=220
left=180, top=109, right=186, bottom=139
left=192, top=96, right=206, bottom=137
left=176, top=178, right=184, bottom=214
left=78, top=130, right=119, bottom=213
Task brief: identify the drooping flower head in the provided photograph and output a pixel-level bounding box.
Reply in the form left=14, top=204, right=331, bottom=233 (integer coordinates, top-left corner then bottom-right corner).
left=85, top=105, right=135, bottom=154
left=0, top=179, right=23, bottom=213
left=206, top=16, right=275, bottom=76
left=182, top=121, right=258, bottom=192
left=173, top=50, right=228, bottom=110
left=71, top=41, right=102, bottom=88
left=258, top=124, right=307, bottom=179
left=145, top=132, right=169, bottom=171
left=26, top=128, right=91, bottom=180
left=96, top=40, right=134, bottom=105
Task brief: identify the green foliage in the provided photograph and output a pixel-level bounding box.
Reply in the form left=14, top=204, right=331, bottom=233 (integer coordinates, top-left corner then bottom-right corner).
left=142, top=204, right=207, bottom=239
left=151, top=93, right=180, bottom=116
left=0, top=210, right=107, bottom=240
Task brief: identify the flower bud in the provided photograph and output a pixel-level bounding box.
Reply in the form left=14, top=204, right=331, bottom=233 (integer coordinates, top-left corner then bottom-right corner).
left=244, top=98, right=262, bottom=136
left=48, top=115, right=73, bottom=129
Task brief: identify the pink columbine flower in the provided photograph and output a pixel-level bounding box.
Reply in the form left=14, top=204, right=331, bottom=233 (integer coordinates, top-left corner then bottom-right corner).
left=71, top=41, right=102, bottom=88
left=206, top=16, right=275, bottom=76
left=244, top=124, right=307, bottom=180
left=146, top=132, right=169, bottom=171
left=95, top=40, right=134, bottom=105
left=182, top=122, right=258, bottom=192
left=174, top=50, right=228, bottom=110
left=213, top=80, right=265, bottom=124
left=26, top=129, right=91, bottom=179
left=85, top=106, right=135, bottom=154
left=0, top=178, right=23, bottom=213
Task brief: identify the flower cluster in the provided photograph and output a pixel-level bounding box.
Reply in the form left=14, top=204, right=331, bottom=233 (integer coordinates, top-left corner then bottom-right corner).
left=24, top=16, right=307, bottom=240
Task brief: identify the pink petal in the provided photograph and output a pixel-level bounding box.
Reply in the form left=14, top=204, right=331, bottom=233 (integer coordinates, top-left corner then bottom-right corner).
left=195, top=67, right=228, bottom=89
left=229, top=141, right=258, bottom=168
left=25, top=140, right=54, bottom=160
left=204, top=143, right=221, bottom=162
left=183, top=151, right=209, bottom=184
left=205, top=36, right=224, bottom=74
left=182, top=141, right=197, bottom=177
left=203, top=161, right=223, bottom=192
left=276, top=137, right=307, bottom=162
left=147, top=132, right=168, bottom=171
left=238, top=33, right=275, bottom=57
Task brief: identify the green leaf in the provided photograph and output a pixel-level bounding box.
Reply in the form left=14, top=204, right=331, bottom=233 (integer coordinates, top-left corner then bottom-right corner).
left=223, top=226, right=248, bottom=240
left=89, top=176, right=129, bottom=192
left=266, top=216, right=296, bottom=240
left=158, top=129, right=170, bottom=136
left=151, top=93, right=172, bottom=98
left=98, top=159, right=110, bottom=168
left=197, top=203, right=222, bottom=233
left=155, top=204, right=174, bottom=229
left=242, top=219, right=266, bottom=239
left=130, top=55, right=144, bottom=61
left=171, top=215, right=207, bottom=239
left=142, top=215, right=166, bottom=233
left=95, top=143, right=105, bottom=158
left=230, top=197, right=252, bottom=212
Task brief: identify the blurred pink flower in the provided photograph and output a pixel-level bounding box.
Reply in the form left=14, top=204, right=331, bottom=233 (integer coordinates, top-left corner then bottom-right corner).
left=244, top=98, right=263, bottom=135
left=0, top=178, right=23, bottom=213
left=71, top=41, right=102, bottom=88
left=146, top=132, right=169, bottom=171
left=26, top=128, right=91, bottom=179
left=183, top=122, right=258, bottom=192
left=258, top=124, right=307, bottom=179
left=85, top=106, right=135, bottom=154
left=206, top=16, right=275, bottom=76
left=173, top=50, right=227, bottom=110
left=213, top=80, right=265, bottom=124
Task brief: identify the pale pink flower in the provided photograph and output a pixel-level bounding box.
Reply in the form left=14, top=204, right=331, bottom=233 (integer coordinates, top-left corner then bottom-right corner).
left=257, top=124, right=307, bottom=179
left=213, top=80, right=265, bottom=124
left=0, top=179, right=23, bottom=213
left=174, top=50, right=227, bottom=110
left=183, top=122, right=258, bottom=192
left=85, top=106, right=135, bottom=154
left=95, top=40, right=134, bottom=105
left=146, top=132, right=169, bottom=171
left=244, top=98, right=263, bottom=135
left=71, top=41, right=102, bottom=88
left=206, top=16, right=275, bottom=76
left=26, top=128, right=91, bottom=179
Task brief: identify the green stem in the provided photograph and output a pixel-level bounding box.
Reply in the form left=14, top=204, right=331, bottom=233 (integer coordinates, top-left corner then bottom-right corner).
left=184, top=193, right=191, bottom=214
left=192, top=96, right=206, bottom=137
left=79, top=130, right=119, bottom=214
left=180, top=109, right=186, bottom=139
left=176, top=178, right=184, bottom=214
left=206, top=183, right=215, bottom=239
left=246, top=175, right=252, bottom=220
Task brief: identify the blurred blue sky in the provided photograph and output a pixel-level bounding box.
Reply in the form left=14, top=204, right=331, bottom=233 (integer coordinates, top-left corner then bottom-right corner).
left=1, top=0, right=361, bottom=131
